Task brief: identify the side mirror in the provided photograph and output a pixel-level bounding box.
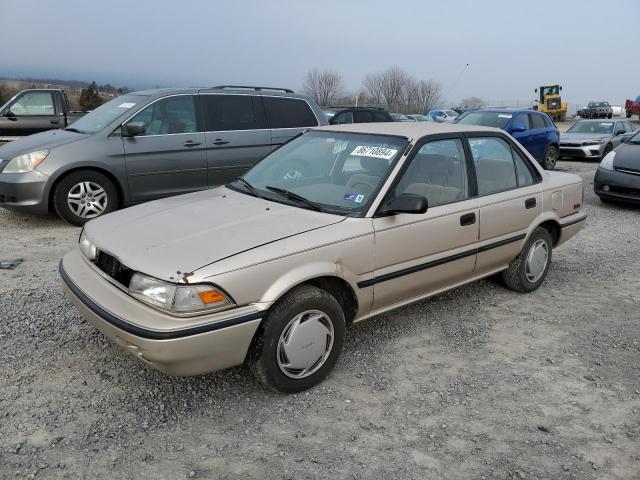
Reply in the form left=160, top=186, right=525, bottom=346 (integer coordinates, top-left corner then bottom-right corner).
left=122, top=122, right=146, bottom=137
left=511, top=124, right=527, bottom=133
left=380, top=193, right=428, bottom=216
left=616, top=129, right=625, bottom=136
left=3, top=109, right=16, bottom=117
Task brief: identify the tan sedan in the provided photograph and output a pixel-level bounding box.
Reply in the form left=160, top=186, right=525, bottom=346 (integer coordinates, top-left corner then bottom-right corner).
left=60, top=122, right=586, bottom=392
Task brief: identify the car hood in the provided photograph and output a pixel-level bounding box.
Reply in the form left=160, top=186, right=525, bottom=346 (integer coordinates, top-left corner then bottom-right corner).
left=612, top=143, right=640, bottom=170
left=0, top=129, right=87, bottom=159
left=84, top=186, right=345, bottom=282
left=560, top=132, right=611, bottom=142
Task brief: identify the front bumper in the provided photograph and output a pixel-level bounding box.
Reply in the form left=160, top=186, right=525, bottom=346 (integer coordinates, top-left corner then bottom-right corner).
left=60, top=249, right=263, bottom=376
left=0, top=169, right=50, bottom=214
left=594, top=167, right=640, bottom=204
left=559, top=144, right=604, bottom=159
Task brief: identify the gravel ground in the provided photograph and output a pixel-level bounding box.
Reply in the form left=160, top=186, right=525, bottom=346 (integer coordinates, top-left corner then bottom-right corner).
left=1, top=154, right=640, bottom=478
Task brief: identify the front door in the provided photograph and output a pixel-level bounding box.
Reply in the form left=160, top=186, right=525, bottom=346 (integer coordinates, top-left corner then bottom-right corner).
left=0, top=90, right=59, bottom=137
left=467, top=135, right=542, bottom=274
left=199, top=94, right=271, bottom=186
left=371, top=137, right=479, bottom=311
left=509, top=112, right=535, bottom=158
left=123, top=94, right=207, bottom=202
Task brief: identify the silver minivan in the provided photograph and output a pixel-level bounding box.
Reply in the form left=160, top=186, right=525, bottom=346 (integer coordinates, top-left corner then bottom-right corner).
left=0, top=86, right=327, bottom=225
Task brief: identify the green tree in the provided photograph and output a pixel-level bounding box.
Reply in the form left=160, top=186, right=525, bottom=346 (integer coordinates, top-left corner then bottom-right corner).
left=79, top=81, right=103, bottom=110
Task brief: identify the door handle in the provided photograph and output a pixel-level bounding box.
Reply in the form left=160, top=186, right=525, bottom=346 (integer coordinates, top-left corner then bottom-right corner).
left=212, top=139, right=229, bottom=146
left=183, top=140, right=201, bottom=147
left=460, top=212, right=476, bottom=226
left=525, top=197, right=537, bottom=209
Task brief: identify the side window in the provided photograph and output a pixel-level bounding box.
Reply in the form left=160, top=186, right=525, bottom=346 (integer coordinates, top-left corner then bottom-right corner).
left=332, top=111, right=354, bottom=124
left=394, top=138, right=469, bottom=207
left=512, top=147, right=534, bottom=187
left=627, top=122, right=636, bottom=132
left=201, top=95, right=259, bottom=131
left=355, top=111, right=374, bottom=123
left=263, top=97, right=318, bottom=128
left=10, top=92, right=55, bottom=115
left=513, top=113, right=530, bottom=129
left=373, top=111, right=389, bottom=122
left=530, top=114, right=547, bottom=129
left=128, top=95, right=197, bottom=135
left=469, top=137, right=518, bottom=195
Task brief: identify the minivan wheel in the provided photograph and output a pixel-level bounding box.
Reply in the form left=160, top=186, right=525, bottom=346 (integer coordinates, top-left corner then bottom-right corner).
left=53, top=170, right=119, bottom=226
left=248, top=285, right=346, bottom=393
left=502, top=227, right=553, bottom=293
left=542, top=145, right=558, bottom=170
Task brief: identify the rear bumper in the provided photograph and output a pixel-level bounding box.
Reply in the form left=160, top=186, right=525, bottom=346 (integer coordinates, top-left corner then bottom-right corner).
left=557, top=212, right=587, bottom=247
left=594, top=167, right=640, bottom=204
left=60, top=249, right=263, bottom=376
left=0, top=170, right=50, bottom=214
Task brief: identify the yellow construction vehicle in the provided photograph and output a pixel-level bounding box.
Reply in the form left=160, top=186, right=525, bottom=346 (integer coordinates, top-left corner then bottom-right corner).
left=533, top=84, right=568, bottom=122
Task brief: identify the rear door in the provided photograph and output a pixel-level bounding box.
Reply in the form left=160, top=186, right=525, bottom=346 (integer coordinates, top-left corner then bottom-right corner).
left=371, top=136, right=479, bottom=310
left=122, top=94, right=207, bottom=202
left=0, top=90, right=59, bottom=136
left=263, top=96, right=320, bottom=148
left=467, top=135, right=542, bottom=275
left=199, top=93, right=271, bottom=186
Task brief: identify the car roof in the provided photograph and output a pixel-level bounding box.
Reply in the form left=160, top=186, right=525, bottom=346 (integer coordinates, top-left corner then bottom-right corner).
left=470, top=107, right=538, bottom=114
left=315, top=121, right=500, bottom=138
left=574, top=118, right=617, bottom=122
left=132, top=86, right=308, bottom=99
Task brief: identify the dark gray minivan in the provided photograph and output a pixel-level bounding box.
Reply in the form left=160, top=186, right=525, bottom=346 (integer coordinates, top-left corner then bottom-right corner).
left=0, top=86, right=327, bottom=225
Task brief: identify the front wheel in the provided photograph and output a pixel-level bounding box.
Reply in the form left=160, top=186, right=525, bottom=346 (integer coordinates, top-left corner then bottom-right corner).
left=53, top=170, right=119, bottom=226
left=626, top=110, right=632, bottom=118
left=248, top=285, right=346, bottom=393
left=542, top=145, right=558, bottom=170
left=502, top=227, right=553, bottom=293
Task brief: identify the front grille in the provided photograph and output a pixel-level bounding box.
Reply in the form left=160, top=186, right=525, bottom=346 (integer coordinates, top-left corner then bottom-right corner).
left=95, top=251, right=134, bottom=287
left=547, top=98, right=561, bottom=110
left=560, top=142, right=581, bottom=147
left=615, top=167, right=640, bottom=176
left=608, top=185, right=640, bottom=197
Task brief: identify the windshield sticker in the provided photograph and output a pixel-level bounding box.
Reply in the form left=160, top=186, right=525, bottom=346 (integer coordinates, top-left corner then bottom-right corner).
left=117, top=102, right=136, bottom=109
left=344, top=193, right=365, bottom=203
left=351, top=146, right=398, bottom=160
left=332, top=140, right=349, bottom=154
left=498, top=114, right=512, bottom=118
left=599, top=123, right=613, bottom=127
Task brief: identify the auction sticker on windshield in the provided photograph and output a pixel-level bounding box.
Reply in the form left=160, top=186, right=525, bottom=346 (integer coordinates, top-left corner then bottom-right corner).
left=118, top=103, right=136, bottom=109
left=351, top=146, right=397, bottom=160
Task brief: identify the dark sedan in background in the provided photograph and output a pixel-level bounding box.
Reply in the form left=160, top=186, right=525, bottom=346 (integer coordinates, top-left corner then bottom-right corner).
left=594, top=131, right=640, bottom=204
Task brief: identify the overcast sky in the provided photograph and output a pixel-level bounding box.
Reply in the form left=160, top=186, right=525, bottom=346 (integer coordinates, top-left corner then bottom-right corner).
left=1, top=0, right=638, bottom=105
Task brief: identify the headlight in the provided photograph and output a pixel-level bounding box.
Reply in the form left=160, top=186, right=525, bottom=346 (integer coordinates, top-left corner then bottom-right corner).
left=3, top=150, right=49, bottom=173
left=79, top=229, right=98, bottom=260
left=599, top=151, right=615, bottom=170
left=128, top=272, right=234, bottom=315
left=582, top=140, right=603, bottom=146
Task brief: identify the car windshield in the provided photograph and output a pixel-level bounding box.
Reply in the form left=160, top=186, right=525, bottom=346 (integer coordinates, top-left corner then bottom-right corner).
left=456, top=111, right=512, bottom=129
left=567, top=121, right=614, bottom=134
left=628, top=131, right=640, bottom=144
left=595, top=102, right=609, bottom=107
left=65, top=94, right=146, bottom=134
left=391, top=113, right=411, bottom=121
left=238, top=130, right=408, bottom=216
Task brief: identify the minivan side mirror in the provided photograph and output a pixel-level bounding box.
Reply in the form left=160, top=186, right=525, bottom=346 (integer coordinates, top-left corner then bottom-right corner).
left=122, top=122, right=146, bottom=137
left=379, top=193, right=428, bottom=216
left=511, top=124, right=527, bottom=133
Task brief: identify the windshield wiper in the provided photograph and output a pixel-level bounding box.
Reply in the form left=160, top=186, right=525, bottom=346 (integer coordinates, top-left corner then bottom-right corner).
left=265, top=186, right=322, bottom=211
left=65, top=127, right=87, bottom=134
left=233, top=177, right=263, bottom=199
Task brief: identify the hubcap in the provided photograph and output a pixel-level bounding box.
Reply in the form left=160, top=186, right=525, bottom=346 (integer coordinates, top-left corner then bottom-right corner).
left=67, top=181, right=108, bottom=219
left=276, top=310, right=334, bottom=379
left=525, top=239, right=549, bottom=283
left=546, top=146, right=558, bottom=167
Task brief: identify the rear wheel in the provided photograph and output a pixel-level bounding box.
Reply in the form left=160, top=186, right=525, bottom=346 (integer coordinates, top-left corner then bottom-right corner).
left=502, top=227, right=553, bottom=293
left=626, top=110, right=632, bottom=118
left=53, top=170, right=119, bottom=226
left=248, top=285, right=346, bottom=393
left=542, top=145, right=558, bottom=170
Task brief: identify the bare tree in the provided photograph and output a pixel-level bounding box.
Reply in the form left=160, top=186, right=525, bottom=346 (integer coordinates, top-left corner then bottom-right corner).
left=405, top=78, right=444, bottom=114
left=363, top=66, right=411, bottom=112
left=303, top=69, right=345, bottom=107
left=459, top=96, right=484, bottom=109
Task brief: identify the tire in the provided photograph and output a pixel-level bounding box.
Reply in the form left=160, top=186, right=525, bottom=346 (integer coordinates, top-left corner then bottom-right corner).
left=502, top=227, right=553, bottom=293
left=248, top=285, right=346, bottom=393
left=607, top=114, right=612, bottom=119
left=626, top=110, right=632, bottom=118
left=558, top=113, right=566, bottom=122
left=541, top=144, right=558, bottom=170
left=53, top=170, right=119, bottom=226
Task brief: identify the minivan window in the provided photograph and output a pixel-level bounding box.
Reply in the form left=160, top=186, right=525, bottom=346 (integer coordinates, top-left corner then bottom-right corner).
left=332, top=111, right=354, bottom=124
left=128, top=95, right=198, bottom=135
left=10, top=91, right=55, bottom=115
left=263, top=97, right=318, bottom=128
left=201, top=94, right=261, bottom=131
left=530, top=114, right=546, bottom=129
left=356, top=111, right=374, bottom=123
left=67, top=94, right=145, bottom=134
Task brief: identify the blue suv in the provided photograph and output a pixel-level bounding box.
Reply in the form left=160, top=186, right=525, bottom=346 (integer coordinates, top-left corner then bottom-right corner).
left=455, top=108, right=560, bottom=169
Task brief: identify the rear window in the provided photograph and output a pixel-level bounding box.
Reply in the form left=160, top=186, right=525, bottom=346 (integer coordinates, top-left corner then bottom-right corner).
left=263, top=97, right=318, bottom=129
left=201, top=94, right=262, bottom=131
left=457, top=111, right=512, bottom=129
